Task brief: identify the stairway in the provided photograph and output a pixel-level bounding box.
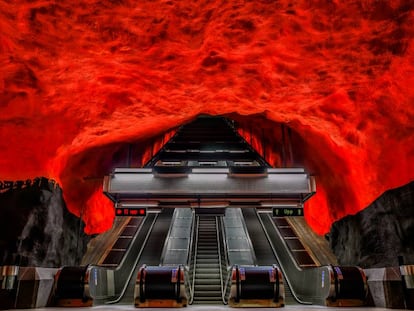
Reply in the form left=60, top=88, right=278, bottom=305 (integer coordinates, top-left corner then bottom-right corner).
left=191, top=216, right=223, bottom=305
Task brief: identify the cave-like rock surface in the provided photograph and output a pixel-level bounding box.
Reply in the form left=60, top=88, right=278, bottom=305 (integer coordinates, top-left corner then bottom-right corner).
left=1, top=1, right=414, bottom=234
left=0, top=178, right=90, bottom=267
left=329, top=181, right=414, bottom=268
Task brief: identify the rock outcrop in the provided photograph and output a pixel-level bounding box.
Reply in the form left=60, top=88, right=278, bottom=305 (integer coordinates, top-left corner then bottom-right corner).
left=329, top=181, right=414, bottom=268
left=0, top=178, right=91, bottom=267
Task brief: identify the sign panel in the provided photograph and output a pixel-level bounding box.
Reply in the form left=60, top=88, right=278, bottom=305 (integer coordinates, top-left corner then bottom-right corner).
left=272, top=207, right=304, bottom=217
left=115, top=207, right=146, bottom=216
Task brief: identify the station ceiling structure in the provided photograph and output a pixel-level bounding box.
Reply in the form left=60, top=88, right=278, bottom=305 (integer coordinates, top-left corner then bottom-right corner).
left=0, top=1, right=413, bottom=234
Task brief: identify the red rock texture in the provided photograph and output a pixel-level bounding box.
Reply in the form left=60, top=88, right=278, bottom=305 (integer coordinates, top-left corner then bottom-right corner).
left=1, top=0, right=413, bottom=234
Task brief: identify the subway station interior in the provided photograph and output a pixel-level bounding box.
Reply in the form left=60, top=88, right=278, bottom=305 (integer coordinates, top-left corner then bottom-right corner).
left=1, top=115, right=413, bottom=310
left=1, top=1, right=414, bottom=310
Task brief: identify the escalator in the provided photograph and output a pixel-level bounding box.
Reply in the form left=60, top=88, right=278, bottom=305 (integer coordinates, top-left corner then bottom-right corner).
left=100, top=217, right=145, bottom=267
left=257, top=211, right=367, bottom=306
left=190, top=216, right=225, bottom=305
left=99, top=115, right=367, bottom=307
left=116, top=208, right=174, bottom=304
left=242, top=208, right=296, bottom=305
left=86, top=209, right=174, bottom=305
left=12, top=115, right=369, bottom=309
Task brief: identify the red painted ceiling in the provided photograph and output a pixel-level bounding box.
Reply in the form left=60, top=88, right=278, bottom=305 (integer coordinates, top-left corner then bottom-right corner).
left=1, top=0, right=414, bottom=235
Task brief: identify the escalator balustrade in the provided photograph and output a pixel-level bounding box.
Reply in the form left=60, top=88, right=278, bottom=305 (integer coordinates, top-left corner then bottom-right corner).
left=229, top=265, right=284, bottom=308
left=134, top=265, right=187, bottom=307
left=49, top=266, right=93, bottom=307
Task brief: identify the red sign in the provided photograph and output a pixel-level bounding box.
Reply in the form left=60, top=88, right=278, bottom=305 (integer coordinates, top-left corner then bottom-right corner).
left=115, top=207, right=146, bottom=216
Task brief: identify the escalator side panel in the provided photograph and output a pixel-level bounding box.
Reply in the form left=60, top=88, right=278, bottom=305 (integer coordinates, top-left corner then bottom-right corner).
left=117, top=209, right=174, bottom=304
left=258, top=213, right=333, bottom=305
left=90, top=213, right=156, bottom=304
left=242, top=208, right=296, bottom=305
left=241, top=208, right=276, bottom=266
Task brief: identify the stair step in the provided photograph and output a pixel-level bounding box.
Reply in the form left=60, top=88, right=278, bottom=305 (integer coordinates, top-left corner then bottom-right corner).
left=197, top=246, right=218, bottom=250
left=192, top=273, right=220, bottom=280
left=194, top=290, right=222, bottom=297
left=194, top=282, right=222, bottom=288
left=195, top=261, right=219, bottom=264
left=196, top=256, right=219, bottom=260
left=195, top=267, right=220, bottom=272
left=195, top=280, right=221, bottom=287
left=194, top=287, right=222, bottom=292
left=196, top=261, right=219, bottom=266
left=196, top=252, right=218, bottom=256
left=192, top=301, right=223, bottom=305
left=196, top=263, right=220, bottom=271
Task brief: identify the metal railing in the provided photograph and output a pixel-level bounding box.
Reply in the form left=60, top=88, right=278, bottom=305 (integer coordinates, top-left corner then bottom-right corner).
left=214, top=217, right=226, bottom=304
left=188, top=216, right=200, bottom=305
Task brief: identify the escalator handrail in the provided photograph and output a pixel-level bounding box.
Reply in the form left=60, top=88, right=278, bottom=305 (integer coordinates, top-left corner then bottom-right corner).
left=215, top=216, right=226, bottom=304
left=236, top=208, right=258, bottom=266
left=219, top=216, right=230, bottom=272
left=185, top=210, right=196, bottom=302
left=189, top=216, right=200, bottom=305
left=105, top=213, right=159, bottom=304
left=257, top=212, right=312, bottom=304
left=186, top=209, right=196, bottom=270
left=159, top=208, right=179, bottom=265
left=219, top=216, right=231, bottom=304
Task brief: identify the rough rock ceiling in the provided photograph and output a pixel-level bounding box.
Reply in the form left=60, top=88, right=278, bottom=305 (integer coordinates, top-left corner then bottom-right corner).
left=1, top=0, right=413, bottom=234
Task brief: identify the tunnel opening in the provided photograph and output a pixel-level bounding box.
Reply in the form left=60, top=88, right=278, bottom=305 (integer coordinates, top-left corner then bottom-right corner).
left=56, top=113, right=360, bottom=235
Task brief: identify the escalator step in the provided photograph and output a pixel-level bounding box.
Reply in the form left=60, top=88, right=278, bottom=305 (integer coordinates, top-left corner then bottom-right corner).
left=195, top=279, right=221, bottom=286
left=196, top=268, right=221, bottom=274
left=196, top=255, right=218, bottom=259
left=194, top=291, right=222, bottom=297
left=195, top=253, right=218, bottom=257
left=194, top=285, right=222, bottom=291
left=194, top=273, right=221, bottom=279
left=197, top=260, right=219, bottom=265
left=193, top=298, right=223, bottom=303
left=196, top=264, right=220, bottom=269
left=196, top=260, right=219, bottom=264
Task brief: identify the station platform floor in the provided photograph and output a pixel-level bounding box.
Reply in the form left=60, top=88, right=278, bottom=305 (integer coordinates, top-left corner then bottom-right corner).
left=11, top=306, right=406, bottom=311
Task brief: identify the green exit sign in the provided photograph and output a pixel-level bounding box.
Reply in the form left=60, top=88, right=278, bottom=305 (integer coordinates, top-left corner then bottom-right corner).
left=272, top=207, right=304, bottom=217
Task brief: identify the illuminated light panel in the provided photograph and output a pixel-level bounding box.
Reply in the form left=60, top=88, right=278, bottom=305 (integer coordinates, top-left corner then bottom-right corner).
left=115, top=207, right=147, bottom=217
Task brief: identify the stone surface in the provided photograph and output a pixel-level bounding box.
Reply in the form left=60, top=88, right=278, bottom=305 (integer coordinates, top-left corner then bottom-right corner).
left=1, top=1, right=414, bottom=235
left=0, top=178, right=90, bottom=267
left=364, top=267, right=405, bottom=308
left=329, top=181, right=414, bottom=268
